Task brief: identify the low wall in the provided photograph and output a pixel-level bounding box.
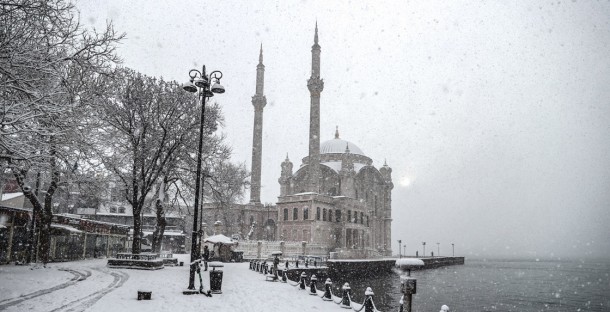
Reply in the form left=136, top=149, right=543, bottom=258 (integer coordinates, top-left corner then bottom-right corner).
left=238, top=241, right=330, bottom=259
left=419, top=257, right=465, bottom=269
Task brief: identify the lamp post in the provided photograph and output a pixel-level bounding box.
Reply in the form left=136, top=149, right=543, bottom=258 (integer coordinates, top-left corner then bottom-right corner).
left=452, top=243, right=455, bottom=257
left=404, top=244, right=406, bottom=256
left=182, top=65, right=225, bottom=293
left=422, top=242, right=426, bottom=258
left=437, top=242, right=440, bottom=257
left=398, top=240, right=402, bottom=258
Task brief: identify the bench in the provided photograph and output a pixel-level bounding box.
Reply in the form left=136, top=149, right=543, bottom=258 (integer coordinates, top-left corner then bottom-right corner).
left=108, top=253, right=164, bottom=270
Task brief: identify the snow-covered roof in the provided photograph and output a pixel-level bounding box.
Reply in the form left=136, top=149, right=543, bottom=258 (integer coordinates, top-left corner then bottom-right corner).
left=292, top=192, right=317, bottom=196
left=320, top=138, right=365, bottom=156
left=320, top=161, right=368, bottom=174
left=1, top=192, right=23, bottom=201
left=142, top=231, right=185, bottom=237
left=204, top=234, right=236, bottom=245
left=51, top=223, right=83, bottom=233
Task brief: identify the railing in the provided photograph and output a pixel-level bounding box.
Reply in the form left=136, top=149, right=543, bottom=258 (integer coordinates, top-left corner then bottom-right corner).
left=237, top=240, right=331, bottom=259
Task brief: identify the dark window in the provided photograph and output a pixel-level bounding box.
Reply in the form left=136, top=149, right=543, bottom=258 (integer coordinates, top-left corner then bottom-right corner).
left=366, top=215, right=369, bottom=227
left=304, top=208, right=309, bottom=220
left=293, top=208, right=298, bottom=221
left=360, top=212, right=364, bottom=224
left=316, top=207, right=320, bottom=220
left=109, top=206, right=117, bottom=213
left=323, top=208, right=327, bottom=221
left=284, top=208, right=288, bottom=221
left=336, top=210, right=341, bottom=222
left=347, top=210, right=352, bottom=223
left=118, top=207, right=125, bottom=214
left=250, top=215, right=254, bottom=225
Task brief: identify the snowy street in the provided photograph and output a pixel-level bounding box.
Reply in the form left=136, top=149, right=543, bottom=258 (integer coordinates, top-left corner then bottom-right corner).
left=0, top=255, right=349, bottom=312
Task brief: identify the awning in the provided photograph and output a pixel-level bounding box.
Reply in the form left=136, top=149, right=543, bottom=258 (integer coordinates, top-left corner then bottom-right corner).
left=51, top=223, right=83, bottom=234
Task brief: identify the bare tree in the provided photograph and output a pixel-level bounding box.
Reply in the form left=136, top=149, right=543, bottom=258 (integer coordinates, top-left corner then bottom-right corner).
left=0, top=0, right=123, bottom=264
left=88, top=67, right=227, bottom=254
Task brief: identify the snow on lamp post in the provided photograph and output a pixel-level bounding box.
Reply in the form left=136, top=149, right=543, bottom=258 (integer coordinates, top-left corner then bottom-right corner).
left=182, top=65, right=225, bottom=294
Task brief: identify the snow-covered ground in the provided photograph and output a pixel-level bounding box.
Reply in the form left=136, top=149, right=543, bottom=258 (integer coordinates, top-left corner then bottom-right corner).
left=0, top=254, right=353, bottom=312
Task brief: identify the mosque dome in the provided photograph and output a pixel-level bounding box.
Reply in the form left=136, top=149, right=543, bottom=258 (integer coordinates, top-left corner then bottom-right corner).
left=320, top=127, right=365, bottom=156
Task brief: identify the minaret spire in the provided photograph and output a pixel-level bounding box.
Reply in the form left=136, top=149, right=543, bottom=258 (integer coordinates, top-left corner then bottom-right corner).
left=307, top=22, right=324, bottom=193
left=259, top=43, right=263, bottom=64
left=250, top=44, right=267, bottom=204
left=335, top=126, right=339, bottom=139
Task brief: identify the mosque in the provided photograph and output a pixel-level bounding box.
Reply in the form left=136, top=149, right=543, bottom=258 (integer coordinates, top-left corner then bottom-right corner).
left=203, top=24, right=394, bottom=258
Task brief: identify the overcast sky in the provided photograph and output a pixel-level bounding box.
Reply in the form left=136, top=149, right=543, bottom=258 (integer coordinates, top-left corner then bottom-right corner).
left=76, top=0, right=610, bottom=259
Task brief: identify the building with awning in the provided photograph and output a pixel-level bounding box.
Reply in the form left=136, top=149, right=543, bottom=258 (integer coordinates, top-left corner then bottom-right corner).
left=0, top=205, right=130, bottom=264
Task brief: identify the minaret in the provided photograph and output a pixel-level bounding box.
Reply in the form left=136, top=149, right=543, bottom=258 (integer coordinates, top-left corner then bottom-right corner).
left=250, top=44, right=266, bottom=204
left=307, top=22, right=324, bottom=193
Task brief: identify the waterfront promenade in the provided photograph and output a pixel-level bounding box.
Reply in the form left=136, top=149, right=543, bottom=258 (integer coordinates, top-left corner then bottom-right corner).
left=0, top=254, right=356, bottom=312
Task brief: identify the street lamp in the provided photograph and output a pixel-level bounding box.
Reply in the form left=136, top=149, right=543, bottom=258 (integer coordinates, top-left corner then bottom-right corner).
left=437, top=242, right=440, bottom=257
left=182, top=65, right=225, bottom=293
left=422, top=242, right=426, bottom=258
left=398, top=240, right=402, bottom=258
left=452, top=243, right=455, bottom=257
left=403, top=244, right=406, bottom=256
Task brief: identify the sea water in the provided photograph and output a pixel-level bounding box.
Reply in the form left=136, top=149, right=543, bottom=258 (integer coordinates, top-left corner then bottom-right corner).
left=332, top=258, right=610, bottom=311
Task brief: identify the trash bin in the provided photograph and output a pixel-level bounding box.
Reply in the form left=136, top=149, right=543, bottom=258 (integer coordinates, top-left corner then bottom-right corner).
left=209, top=262, right=224, bottom=294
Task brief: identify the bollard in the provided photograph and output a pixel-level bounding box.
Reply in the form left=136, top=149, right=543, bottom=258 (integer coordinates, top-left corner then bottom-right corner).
left=285, top=260, right=290, bottom=269
left=256, top=261, right=260, bottom=272
left=299, top=272, right=307, bottom=290
left=363, top=287, right=375, bottom=312
left=309, top=274, right=318, bottom=295
left=250, top=260, right=253, bottom=270
left=296, top=260, right=299, bottom=268
left=340, top=282, right=351, bottom=309
left=322, top=278, right=333, bottom=301
left=281, top=269, right=287, bottom=283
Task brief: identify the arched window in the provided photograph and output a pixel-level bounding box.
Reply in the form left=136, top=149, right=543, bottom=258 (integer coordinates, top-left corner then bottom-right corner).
left=283, top=208, right=288, bottom=221
left=336, top=210, right=341, bottom=222
left=303, top=207, right=309, bottom=220
left=323, top=208, right=327, bottom=221
left=366, top=215, right=369, bottom=227
left=374, top=195, right=378, bottom=216
left=293, top=207, right=298, bottom=221
left=316, top=207, right=321, bottom=220
left=347, top=210, right=352, bottom=223
left=360, top=212, right=364, bottom=224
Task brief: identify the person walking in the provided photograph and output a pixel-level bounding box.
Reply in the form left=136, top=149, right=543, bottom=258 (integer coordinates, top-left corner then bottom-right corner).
left=203, top=245, right=210, bottom=271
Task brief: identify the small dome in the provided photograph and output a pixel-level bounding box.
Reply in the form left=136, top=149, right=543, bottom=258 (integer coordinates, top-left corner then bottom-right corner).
left=320, top=138, right=365, bottom=156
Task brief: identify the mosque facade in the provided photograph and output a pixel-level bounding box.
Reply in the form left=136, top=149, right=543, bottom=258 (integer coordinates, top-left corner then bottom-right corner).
left=202, top=24, right=393, bottom=258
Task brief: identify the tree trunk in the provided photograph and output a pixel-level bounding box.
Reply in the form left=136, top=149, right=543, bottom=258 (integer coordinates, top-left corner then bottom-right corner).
left=152, top=199, right=166, bottom=253
left=13, top=169, right=44, bottom=264
left=131, top=204, right=142, bottom=255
